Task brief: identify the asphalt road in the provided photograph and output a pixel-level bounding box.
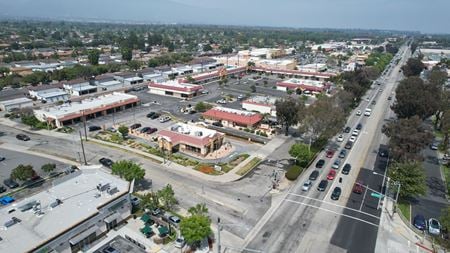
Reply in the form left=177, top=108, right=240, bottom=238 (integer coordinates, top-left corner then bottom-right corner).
left=243, top=45, right=410, bottom=253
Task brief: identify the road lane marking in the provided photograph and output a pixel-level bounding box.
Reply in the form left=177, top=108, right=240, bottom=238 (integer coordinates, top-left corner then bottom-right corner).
left=287, top=192, right=380, bottom=220
left=283, top=199, right=379, bottom=227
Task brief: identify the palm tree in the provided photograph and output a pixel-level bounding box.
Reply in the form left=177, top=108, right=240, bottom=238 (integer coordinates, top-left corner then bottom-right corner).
left=188, top=203, right=209, bottom=217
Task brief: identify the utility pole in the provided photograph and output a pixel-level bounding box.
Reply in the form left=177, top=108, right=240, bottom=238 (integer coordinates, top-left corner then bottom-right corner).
left=79, top=131, right=87, bottom=165
left=217, top=217, right=221, bottom=253
left=82, top=110, right=88, bottom=141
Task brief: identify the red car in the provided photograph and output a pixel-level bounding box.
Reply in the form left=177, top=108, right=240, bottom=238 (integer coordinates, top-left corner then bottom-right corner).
left=327, top=170, right=336, bottom=180
left=326, top=150, right=335, bottom=158
left=353, top=181, right=364, bottom=194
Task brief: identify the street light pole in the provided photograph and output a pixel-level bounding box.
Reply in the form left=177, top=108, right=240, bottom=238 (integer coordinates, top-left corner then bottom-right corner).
left=217, top=217, right=221, bottom=253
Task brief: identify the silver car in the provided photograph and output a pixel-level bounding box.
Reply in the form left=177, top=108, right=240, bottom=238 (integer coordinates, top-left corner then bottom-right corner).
left=302, top=180, right=312, bottom=191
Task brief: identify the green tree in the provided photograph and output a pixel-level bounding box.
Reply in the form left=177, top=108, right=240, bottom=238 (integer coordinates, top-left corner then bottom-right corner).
left=180, top=215, right=212, bottom=248
left=127, top=60, right=142, bottom=71
left=186, top=75, right=195, bottom=83
left=118, top=125, right=129, bottom=138
left=11, top=164, right=35, bottom=181
left=157, top=184, right=177, bottom=210
left=382, top=116, right=433, bottom=162
left=388, top=161, right=426, bottom=199
left=194, top=102, right=213, bottom=112
left=87, top=49, right=100, bottom=65
left=289, top=143, right=313, bottom=166
left=140, top=192, right=160, bottom=210
left=401, top=58, right=425, bottom=77
left=41, top=163, right=56, bottom=173
left=275, top=97, right=302, bottom=136
left=247, top=61, right=256, bottom=67
left=391, top=76, right=439, bottom=120
left=111, top=160, right=145, bottom=181
left=202, top=44, right=213, bottom=51
left=121, top=47, right=132, bottom=61
left=440, top=206, right=450, bottom=234
left=188, top=203, right=209, bottom=217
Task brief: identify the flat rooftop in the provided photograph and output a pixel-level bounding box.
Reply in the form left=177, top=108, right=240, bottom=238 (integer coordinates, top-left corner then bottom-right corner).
left=36, top=88, right=68, bottom=99
left=93, top=235, right=146, bottom=253
left=98, top=80, right=123, bottom=87
left=243, top=96, right=277, bottom=106
left=0, top=166, right=130, bottom=253
left=149, top=80, right=202, bottom=92
left=34, top=92, right=139, bottom=119
left=280, top=78, right=324, bottom=87
left=0, top=97, right=32, bottom=106
left=64, top=82, right=97, bottom=92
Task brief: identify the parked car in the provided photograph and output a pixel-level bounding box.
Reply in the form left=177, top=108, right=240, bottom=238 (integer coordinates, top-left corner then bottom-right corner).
left=356, top=123, right=363, bottom=130
left=356, top=110, right=362, bottom=116
left=169, top=215, right=181, bottom=224
left=3, top=179, right=19, bottom=189
left=0, top=156, right=5, bottom=161
left=387, top=96, right=392, bottom=100
left=99, top=157, right=114, bottom=168
left=351, top=130, right=359, bottom=136
left=0, top=185, right=6, bottom=193
left=345, top=141, right=353, bottom=149
left=430, top=142, right=439, bottom=150
left=342, top=164, right=351, bottom=175
left=151, top=208, right=162, bottom=216
left=159, top=116, right=171, bottom=123
left=174, top=236, right=185, bottom=248
left=344, top=126, right=351, bottom=133
left=237, top=94, right=245, bottom=100
left=371, top=100, right=376, bottom=105
left=327, top=170, right=336, bottom=180
left=16, top=134, right=30, bottom=141
left=353, top=181, right=364, bottom=194
left=349, top=136, right=357, bottom=142
left=309, top=170, right=319, bottom=181
left=413, top=214, right=427, bottom=230
left=331, top=187, right=342, bottom=200
left=106, top=127, right=116, bottom=132
left=146, top=112, right=156, bottom=118
left=201, top=90, right=209, bottom=94
left=212, top=121, right=223, bottom=127
left=379, top=149, right=389, bottom=158
left=332, top=159, right=341, bottom=169
left=428, top=218, right=441, bottom=235
left=317, top=180, right=328, bottom=191
left=129, top=123, right=142, bottom=130
left=88, top=125, right=101, bottom=132
left=336, top=134, right=344, bottom=142
left=338, top=149, right=347, bottom=159
left=325, top=150, right=335, bottom=158
left=149, top=113, right=160, bottom=119
left=216, top=99, right=227, bottom=104
left=315, top=159, right=325, bottom=168
left=140, top=127, right=157, bottom=134
left=302, top=180, right=312, bottom=191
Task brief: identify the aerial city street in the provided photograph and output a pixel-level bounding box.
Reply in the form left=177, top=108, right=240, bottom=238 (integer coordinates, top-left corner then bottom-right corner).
left=0, top=1, right=449, bottom=253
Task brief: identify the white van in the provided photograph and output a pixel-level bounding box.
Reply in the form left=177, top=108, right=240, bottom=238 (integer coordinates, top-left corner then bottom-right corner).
left=364, top=108, right=372, bottom=116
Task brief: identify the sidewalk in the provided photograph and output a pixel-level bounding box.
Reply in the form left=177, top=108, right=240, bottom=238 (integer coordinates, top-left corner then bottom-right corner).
left=376, top=199, right=436, bottom=253
left=0, top=117, right=288, bottom=183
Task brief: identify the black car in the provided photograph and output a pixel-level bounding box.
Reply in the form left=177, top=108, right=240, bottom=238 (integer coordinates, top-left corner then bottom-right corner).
left=344, top=141, right=353, bottom=150
left=88, top=125, right=101, bottom=132
left=379, top=149, right=389, bottom=158
left=315, top=159, right=325, bottom=169
left=342, top=164, right=351, bottom=175
left=0, top=185, right=6, bottom=193
left=140, top=127, right=151, bottom=133
left=356, top=123, right=363, bottom=130
left=338, top=149, right=347, bottom=158
left=4, top=178, right=19, bottom=189
left=130, top=123, right=142, bottom=130
left=309, top=170, right=320, bottom=181
left=212, top=121, right=223, bottom=127
left=344, top=126, right=351, bottom=133
left=146, top=112, right=156, bottom=118
left=149, top=113, right=160, bottom=119
left=0, top=156, right=5, bottom=161
left=331, top=187, right=342, bottom=200
left=16, top=134, right=30, bottom=141
left=99, top=158, right=114, bottom=168
left=151, top=208, right=162, bottom=216
left=317, top=180, right=328, bottom=191
left=413, top=214, right=427, bottom=230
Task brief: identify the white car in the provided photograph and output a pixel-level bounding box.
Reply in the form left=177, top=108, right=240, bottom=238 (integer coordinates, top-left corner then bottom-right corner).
left=302, top=180, right=312, bottom=191
left=356, top=110, right=362, bottom=116
left=336, top=135, right=344, bottom=142
left=159, top=116, right=171, bottom=123
left=174, top=236, right=185, bottom=248
left=428, top=218, right=441, bottom=235
left=216, top=99, right=227, bottom=104
left=349, top=136, right=357, bottom=142
left=352, top=130, right=359, bottom=136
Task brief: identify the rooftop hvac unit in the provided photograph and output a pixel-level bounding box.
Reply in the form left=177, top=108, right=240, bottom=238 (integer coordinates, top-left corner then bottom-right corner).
left=97, top=183, right=110, bottom=192
left=50, top=199, right=63, bottom=208
left=171, top=126, right=179, bottom=131
left=4, top=217, right=21, bottom=228
left=195, top=131, right=203, bottom=137
left=19, top=200, right=39, bottom=212
left=107, top=187, right=119, bottom=195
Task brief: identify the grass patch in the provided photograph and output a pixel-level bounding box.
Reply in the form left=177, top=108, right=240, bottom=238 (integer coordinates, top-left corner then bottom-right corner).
left=236, top=157, right=262, bottom=176
left=397, top=200, right=411, bottom=221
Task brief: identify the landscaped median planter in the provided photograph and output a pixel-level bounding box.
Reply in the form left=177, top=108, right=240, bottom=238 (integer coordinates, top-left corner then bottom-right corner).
left=285, top=165, right=303, bottom=181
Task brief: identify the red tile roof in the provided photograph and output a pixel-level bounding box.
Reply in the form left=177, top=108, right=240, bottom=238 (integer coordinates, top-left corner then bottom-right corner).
left=203, top=108, right=263, bottom=126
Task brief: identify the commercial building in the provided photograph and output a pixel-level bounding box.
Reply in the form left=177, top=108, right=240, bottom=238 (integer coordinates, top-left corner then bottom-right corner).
left=189, top=66, right=247, bottom=83
left=276, top=78, right=330, bottom=93
left=63, top=82, right=98, bottom=96
left=242, top=96, right=277, bottom=117
left=252, top=67, right=335, bottom=81
left=0, top=166, right=131, bottom=253
left=148, top=80, right=203, bottom=99
left=29, top=88, right=69, bottom=103
left=256, top=59, right=297, bottom=70
left=34, top=92, right=140, bottom=128
left=203, top=106, right=263, bottom=128
left=0, top=97, right=33, bottom=111
left=158, top=123, right=224, bottom=156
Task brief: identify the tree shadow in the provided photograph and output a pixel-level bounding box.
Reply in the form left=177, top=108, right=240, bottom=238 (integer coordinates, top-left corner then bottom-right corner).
left=134, top=178, right=153, bottom=191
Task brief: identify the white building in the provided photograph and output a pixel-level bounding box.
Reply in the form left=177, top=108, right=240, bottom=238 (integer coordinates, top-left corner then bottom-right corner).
left=148, top=80, right=203, bottom=99
left=29, top=88, right=69, bottom=103
left=34, top=92, right=140, bottom=128
left=242, top=96, right=277, bottom=117
left=0, top=97, right=33, bottom=111
left=0, top=166, right=131, bottom=253
left=63, top=82, right=98, bottom=96
left=96, top=80, right=124, bottom=91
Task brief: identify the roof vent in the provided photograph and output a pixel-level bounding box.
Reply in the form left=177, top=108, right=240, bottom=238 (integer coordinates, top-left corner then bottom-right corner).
left=97, top=183, right=110, bottom=192
left=50, top=199, right=63, bottom=208
left=107, top=187, right=119, bottom=195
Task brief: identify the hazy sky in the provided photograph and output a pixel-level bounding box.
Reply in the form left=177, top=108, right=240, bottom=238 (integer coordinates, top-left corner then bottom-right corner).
left=0, top=0, right=449, bottom=34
